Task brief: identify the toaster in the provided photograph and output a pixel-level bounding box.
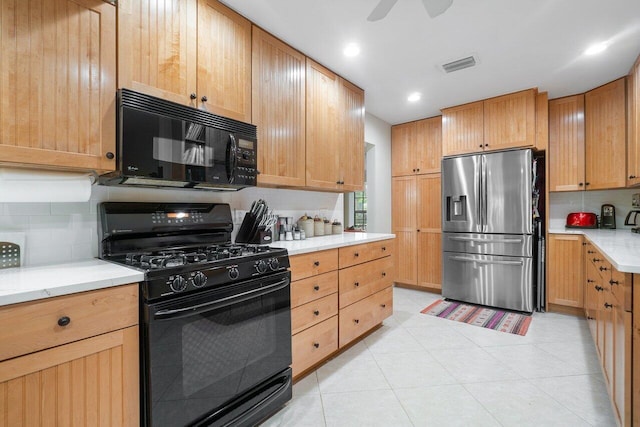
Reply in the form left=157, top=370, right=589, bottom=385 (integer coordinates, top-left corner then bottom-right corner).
left=566, top=212, right=598, bottom=228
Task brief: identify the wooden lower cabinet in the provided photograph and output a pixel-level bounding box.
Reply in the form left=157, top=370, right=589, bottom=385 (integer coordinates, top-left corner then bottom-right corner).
left=417, top=231, right=442, bottom=290
left=547, top=234, right=584, bottom=308
left=289, top=239, right=394, bottom=379
left=0, top=285, right=139, bottom=426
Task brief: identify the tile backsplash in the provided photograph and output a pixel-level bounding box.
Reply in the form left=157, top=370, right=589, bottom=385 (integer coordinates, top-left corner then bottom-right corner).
left=0, top=184, right=342, bottom=267
left=549, top=189, right=639, bottom=229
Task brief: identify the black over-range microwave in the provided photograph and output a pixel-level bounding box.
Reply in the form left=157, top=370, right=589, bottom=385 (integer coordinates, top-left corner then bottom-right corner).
left=99, top=89, right=257, bottom=191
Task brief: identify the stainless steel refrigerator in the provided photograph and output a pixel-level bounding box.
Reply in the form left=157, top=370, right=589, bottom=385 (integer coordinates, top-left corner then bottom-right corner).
left=441, top=149, right=543, bottom=313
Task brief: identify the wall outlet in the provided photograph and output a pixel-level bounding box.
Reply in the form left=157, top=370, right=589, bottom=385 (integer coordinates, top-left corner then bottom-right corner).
left=633, top=194, right=640, bottom=208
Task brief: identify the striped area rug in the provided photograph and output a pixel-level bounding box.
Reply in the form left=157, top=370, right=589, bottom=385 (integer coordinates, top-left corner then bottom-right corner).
left=420, top=300, right=532, bottom=336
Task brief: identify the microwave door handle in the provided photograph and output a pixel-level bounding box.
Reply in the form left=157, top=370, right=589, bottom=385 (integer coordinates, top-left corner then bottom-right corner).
left=154, top=277, right=290, bottom=321
left=227, top=134, right=238, bottom=182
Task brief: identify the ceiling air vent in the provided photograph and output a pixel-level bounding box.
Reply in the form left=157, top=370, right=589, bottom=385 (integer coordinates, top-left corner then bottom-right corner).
left=441, top=55, right=477, bottom=73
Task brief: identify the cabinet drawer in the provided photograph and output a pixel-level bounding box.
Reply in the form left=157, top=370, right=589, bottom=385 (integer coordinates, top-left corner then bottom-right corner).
left=290, top=249, right=338, bottom=281
left=339, top=287, right=393, bottom=348
left=292, top=293, right=338, bottom=334
left=0, top=284, right=138, bottom=361
left=338, top=240, right=393, bottom=268
left=292, top=315, right=338, bottom=377
left=291, top=271, right=338, bottom=308
left=339, top=257, right=393, bottom=308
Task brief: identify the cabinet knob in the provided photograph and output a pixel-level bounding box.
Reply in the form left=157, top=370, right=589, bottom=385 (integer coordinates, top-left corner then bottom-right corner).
left=382, top=272, right=386, bottom=277
left=382, top=246, right=386, bottom=251
left=190, top=93, right=197, bottom=100
left=416, top=168, right=420, bottom=172
left=604, top=302, right=613, bottom=309
left=578, top=183, right=583, bottom=187
left=105, top=152, right=115, bottom=160
left=313, top=342, right=320, bottom=348
left=587, top=250, right=594, bottom=254
left=57, top=316, right=71, bottom=327
left=381, top=304, right=386, bottom=308
left=592, top=258, right=600, bottom=262
left=354, top=282, right=360, bottom=287
left=609, top=279, right=619, bottom=286
left=479, top=144, right=483, bottom=148
left=484, top=144, right=489, bottom=147
left=412, top=169, right=416, bottom=172
left=585, top=182, right=590, bottom=186
left=354, top=252, right=359, bottom=257
left=595, top=285, right=603, bottom=292
left=587, top=316, right=594, bottom=320
left=313, top=310, right=320, bottom=316
left=313, top=285, right=320, bottom=291
left=587, top=279, right=595, bottom=283
left=313, top=261, right=320, bottom=267
left=201, top=95, right=208, bottom=102
left=599, top=266, right=608, bottom=272
left=582, top=242, right=587, bottom=246
left=354, top=319, right=360, bottom=324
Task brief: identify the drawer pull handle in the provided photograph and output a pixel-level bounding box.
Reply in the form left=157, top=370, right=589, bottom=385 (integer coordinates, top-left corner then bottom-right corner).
left=599, top=266, right=608, bottom=272
left=313, top=261, right=320, bottom=267
left=354, top=252, right=359, bottom=257
left=381, top=304, right=386, bottom=308
left=609, top=279, right=619, bottom=286
left=313, top=310, right=320, bottom=316
left=382, top=272, right=386, bottom=277
left=587, top=250, right=594, bottom=254
left=587, top=279, right=595, bottom=283
left=592, top=258, right=601, bottom=262
left=382, top=246, right=386, bottom=251
left=354, top=282, right=360, bottom=287
left=313, top=285, right=320, bottom=291
left=354, top=319, right=359, bottom=324
left=604, top=302, right=613, bottom=309
left=57, top=316, right=71, bottom=327
left=595, top=285, right=603, bottom=292
left=313, top=342, right=320, bottom=348
left=587, top=316, right=594, bottom=320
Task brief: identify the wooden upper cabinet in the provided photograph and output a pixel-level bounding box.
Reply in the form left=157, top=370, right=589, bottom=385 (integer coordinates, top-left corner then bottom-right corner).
left=198, top=0, right=252, bottom=122
left=585, top=78, right=627, bottom=190
left=252, top=26, right=306, bottom=187
left=117, top=0, right=197, bottom=106
left=442, top=101, right=484, bottom=156
left=392, top=117, right=441, bottom=176
left=338, top=78, right=365, bottom=192
left=628, top=57, right=640, bottom=187
left=549, top=95, right=586, bottom=191
left=483, top=89, right=536, bottom=151
left=0, top=0, right=116, bottom=173
left=306, top=59, right=340, bottom=190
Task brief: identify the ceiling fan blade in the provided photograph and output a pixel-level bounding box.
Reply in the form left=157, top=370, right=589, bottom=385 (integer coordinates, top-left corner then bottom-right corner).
left=421, top=0, right=453, bottom=18
left=367, top=0, right=399, bottom=22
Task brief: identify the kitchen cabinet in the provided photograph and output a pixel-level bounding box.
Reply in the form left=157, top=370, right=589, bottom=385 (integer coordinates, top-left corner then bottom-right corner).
left=547, top=234, right=584, bottom=309
left=628, top=56, right=640, bottom=187
left=548, top=95, right=586, bottom=191
left=0, top=0, right=116, bottom=173
left=391, top=116, right=442, bottom=177
left=442, top=89, right=540, bottom=157
left=392, top=174, right=442, bottom=290
left=585, top=78, right=627, bottom=190
left=252, top=26, right=306, bottom=187
left=305, top=59, right=365, bottom=192
left=0, top=285, right=139, bottom=426
left=633, top=273, right=640, bottom=427
left=118, top=0, right=251, bottom=122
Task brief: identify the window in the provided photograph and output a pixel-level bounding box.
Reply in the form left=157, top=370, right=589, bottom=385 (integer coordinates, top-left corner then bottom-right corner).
left=353, top=190, right=367, bottom=230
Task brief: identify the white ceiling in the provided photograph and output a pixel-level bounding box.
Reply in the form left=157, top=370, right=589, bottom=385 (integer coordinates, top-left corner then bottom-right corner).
left=221, top=0, right=640, bottom=125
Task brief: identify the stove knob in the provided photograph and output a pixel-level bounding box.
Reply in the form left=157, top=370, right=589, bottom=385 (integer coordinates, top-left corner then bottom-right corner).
left=268, top=257, right=280, bottom=271
left=228, top=267, right=239, bottom=280
left=255, top=260, right=268, bottom=274
left=170, top=275, right=187, bottom=293
left=192, top=272, right=207, bottom=288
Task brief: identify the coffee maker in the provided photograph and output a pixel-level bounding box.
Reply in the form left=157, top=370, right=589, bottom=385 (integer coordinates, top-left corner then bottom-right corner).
left=624, top=193, right=640, bottom=233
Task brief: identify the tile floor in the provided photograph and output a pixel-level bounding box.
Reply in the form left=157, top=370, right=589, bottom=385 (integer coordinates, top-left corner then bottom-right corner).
left=262, top=286, right=616, bottom=427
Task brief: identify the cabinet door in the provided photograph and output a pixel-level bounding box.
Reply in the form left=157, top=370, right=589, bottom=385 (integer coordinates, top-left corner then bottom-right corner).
left=612, top=298, right=631, bottom=426
left=628, top=58, right=640, bottom=186
left=252, top=27, right=306, bottom=187
left=547, top=234, right=584, bottom=308
left=549, top=95, right=586, bottom=191
left=0, top=326, right=138, bottom=426
left=391, top=122, right=417, bottom=177
left=585, top=78, right=627, bottom=190
left=416, top=174, right=441, bottom=290
left=118, top=0, right=197, bottom=106
left=339, top=78, right=365, bottom=191
left=416, top=174, right=441, bottom=231
left=197, top=0, right=252, bottom=122
left=306, top=59, right=340, bottom=190
left=441, top=101, right=484, bottom=156
left=0, top=0, right=116, bottom=173
left=483, top=89, right=536, bottom=151
left=392, top=176, right=417, bottom=285
left=416, top=116, right=442, bottom=174
left=417, top=231, right=442, bottom=290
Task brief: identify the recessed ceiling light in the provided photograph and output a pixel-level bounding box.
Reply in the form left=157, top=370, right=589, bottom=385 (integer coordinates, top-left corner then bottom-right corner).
left=343, top=43, right=361, bottom=57
left=584, top=42, right=608, bottom=56
left=407, top=92, right=421, bottom=102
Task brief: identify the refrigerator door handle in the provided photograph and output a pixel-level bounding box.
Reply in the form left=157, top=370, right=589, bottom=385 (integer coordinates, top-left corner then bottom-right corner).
left=481, top=155, right=487, bottom=231
left=449, top=256, right=524, bottom=266
left=448, top=236, right=524, bottom=244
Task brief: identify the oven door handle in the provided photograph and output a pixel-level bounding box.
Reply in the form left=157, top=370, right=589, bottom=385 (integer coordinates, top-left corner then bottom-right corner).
left=154, top=277, right=290, bottom=320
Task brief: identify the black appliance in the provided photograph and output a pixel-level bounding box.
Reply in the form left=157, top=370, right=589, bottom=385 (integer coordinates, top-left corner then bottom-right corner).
left=98, top=202, right=292, bottom=427
left=600, top=204, right=616, bottom=229
left=99, top=89, right=258, bottom=191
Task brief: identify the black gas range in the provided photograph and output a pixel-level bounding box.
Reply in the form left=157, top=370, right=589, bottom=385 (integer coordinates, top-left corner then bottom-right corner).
left=98, top=202, right=292, bottom=427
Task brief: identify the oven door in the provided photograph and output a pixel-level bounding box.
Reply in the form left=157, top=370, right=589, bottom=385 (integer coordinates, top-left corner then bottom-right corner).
left=142, top=271, right=292, bottom=427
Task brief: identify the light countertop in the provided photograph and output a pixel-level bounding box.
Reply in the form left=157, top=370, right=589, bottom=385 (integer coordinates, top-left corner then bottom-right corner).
left=0, top=260, right=144, bottom=307
left=270, top=232, right=395, bottom=255
left=548, top=228, right=640, bottom=274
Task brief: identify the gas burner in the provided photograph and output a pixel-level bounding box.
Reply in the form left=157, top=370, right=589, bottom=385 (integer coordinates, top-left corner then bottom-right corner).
left=138, top=252, right=187, bottom=269
left=184, top=251, right=208, bottom=263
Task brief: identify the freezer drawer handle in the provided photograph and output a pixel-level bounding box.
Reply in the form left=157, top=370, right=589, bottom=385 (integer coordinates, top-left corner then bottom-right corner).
left=449, top=236, right=523, bottom=244
left=449, top=256, right=523, bottom=266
